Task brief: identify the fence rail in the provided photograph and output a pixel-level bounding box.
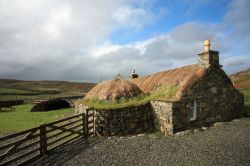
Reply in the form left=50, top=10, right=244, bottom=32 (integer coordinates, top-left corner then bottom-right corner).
left=0, top=108, right=94, bottom=166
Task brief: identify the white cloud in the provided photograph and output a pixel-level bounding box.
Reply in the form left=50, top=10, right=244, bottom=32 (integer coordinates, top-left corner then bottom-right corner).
left=221, top=55, right=250, bottom=74
left=224, top=0, right=250, bottom=42
left=0, top=0, right=249, bottom=82
left=112, top=6, right=153, bottom=30
left=90, top=42, right=121, bottom=58
left=42, top=6, right=72, bottom=39
left=0, top=0, right=160, bottom=81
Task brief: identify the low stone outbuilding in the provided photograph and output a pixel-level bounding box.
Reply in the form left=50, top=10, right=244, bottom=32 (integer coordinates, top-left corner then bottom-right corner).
left=76, top=40, right=244, bottom=136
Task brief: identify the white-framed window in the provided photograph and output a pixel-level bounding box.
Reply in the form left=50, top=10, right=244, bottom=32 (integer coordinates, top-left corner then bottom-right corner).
left=189, top=99, right=197, bottom=121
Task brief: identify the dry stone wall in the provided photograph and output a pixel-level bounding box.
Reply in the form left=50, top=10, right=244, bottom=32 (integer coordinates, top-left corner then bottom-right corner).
left=94, top=103, right=154, bottom=136
left=150, top=101, right=174, bottom=135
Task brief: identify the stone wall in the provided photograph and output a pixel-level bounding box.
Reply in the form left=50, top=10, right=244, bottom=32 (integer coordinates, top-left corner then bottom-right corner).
left=94, top=103, right=154, bottom=136
left=172, top=67, right=244, bottom=132
left=150, top=101, right=176, bottom=135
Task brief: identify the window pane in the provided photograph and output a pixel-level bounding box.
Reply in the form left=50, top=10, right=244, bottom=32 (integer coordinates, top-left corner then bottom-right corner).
left=189, top=108, right=194, bottom=117
left=190, top=99, right=194, bottom=107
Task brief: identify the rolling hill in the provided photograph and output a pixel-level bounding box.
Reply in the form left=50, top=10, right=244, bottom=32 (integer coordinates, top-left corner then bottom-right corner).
left=0, top=79, right=96, bottom=100
left=0, top=79, right=95, bottom=93
left=230, top=68, right=250, bottom=102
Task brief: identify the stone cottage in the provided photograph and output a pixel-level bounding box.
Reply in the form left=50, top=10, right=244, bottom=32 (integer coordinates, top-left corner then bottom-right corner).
left=76, top=40, right=244, bottom=136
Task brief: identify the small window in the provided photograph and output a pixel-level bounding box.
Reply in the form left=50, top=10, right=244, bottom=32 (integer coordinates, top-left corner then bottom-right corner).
left=189, top=99, right=197, bottom=121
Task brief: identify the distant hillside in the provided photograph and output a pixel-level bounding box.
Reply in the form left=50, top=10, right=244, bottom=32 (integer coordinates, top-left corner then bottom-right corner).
left=230, top=68, right=250, bottom=102
left=0, top=79, right=96, bottom=95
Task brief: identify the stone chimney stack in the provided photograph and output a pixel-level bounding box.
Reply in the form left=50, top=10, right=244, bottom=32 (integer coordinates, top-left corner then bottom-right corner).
left=197, top=40, right=220, bottom=68
left=129, top=66, right=138, bottom=79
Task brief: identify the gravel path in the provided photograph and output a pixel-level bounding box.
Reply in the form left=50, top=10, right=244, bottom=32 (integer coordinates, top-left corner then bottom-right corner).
left=30, top=118, right=250, bottom=166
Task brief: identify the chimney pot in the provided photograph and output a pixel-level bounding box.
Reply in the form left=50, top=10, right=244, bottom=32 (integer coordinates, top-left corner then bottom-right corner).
left=204, top=40, right=210, bottom=52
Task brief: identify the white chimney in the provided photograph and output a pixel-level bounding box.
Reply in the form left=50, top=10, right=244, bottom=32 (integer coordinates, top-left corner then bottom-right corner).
left=204, top=39, right=210, bottom=52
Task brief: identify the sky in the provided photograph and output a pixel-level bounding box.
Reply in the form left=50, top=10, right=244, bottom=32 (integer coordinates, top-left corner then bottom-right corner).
left=0, top=0, right=249, bottom=83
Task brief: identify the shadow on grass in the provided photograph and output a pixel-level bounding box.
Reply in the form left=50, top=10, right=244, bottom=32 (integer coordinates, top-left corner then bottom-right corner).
left=28, top=137, right=101, bottom=166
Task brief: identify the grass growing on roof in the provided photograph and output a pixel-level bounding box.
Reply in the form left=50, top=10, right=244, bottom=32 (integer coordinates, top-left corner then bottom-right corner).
left=150, top=85, right=178, bottom=101
left=77, top=85, right=178, bottom=109
left=78, top=94, right=151, bottom=109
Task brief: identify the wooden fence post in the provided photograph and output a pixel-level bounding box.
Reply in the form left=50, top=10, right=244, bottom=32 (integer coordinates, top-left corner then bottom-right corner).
left=39, top=125, right=47, bottom=156
left=82, top=113, right=86, bottom=140
left=84, top=110, right=89, bottom=139
left=93, top=109, right=96, bottom=136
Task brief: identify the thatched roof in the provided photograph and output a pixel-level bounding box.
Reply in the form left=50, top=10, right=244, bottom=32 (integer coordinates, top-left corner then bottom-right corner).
left=131, top=64, right=207, bottom=99
left=85, top=78, right=143, bottom=100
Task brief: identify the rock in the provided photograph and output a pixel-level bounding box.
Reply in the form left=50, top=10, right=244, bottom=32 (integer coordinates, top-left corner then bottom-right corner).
left=206, top=117, right=215, bottom=123
left=213, top=122, right=225, bottom=127
left=193, top=129, right=199, bottom=133
left=119, top=136, right=126, bottom=139
left=137, top=133, right=146, bottom=137
left=210, top=87, right=217, bottom=94
left=201, top=127, right=208, bottom=131
left=232, top=119, right=240, bottom=122
left=175, top=130, right=192, bottom=137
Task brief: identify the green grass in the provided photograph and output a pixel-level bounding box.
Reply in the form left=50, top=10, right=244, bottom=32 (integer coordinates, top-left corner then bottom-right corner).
left=239, top=89, right=250, bottom=102
left=242, top=102, right=250, bottom=116
left=77, top=85, right=178, bottom=109
left=0, top=88, right=35, bottom=94
left=78, top=94, right=151, bottom=109
left=0, top=104, right=74, bottom=135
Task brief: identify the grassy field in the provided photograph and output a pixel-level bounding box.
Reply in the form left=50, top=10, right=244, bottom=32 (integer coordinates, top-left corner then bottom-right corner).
left=0, top=87, right=85, bottom=101
left=0, top=104, right=75, bottom=135
left=0, top=79, right=94, bottom=135
left=239, top=89, right=250, bottom=102
left=0, top=88, right=36, bottom=94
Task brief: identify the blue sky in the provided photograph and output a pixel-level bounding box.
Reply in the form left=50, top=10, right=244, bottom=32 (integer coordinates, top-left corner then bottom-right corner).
left=0, top=0, right=249, bottom=82
left=111, top=0, right=228, bottom=44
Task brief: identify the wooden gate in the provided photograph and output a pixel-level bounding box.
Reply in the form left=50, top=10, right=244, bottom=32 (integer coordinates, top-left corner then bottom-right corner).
left=85, top=107, right=95, bottom=137
left=0, top=112, right=95, bottom=166
left=0, top=127, right=41, bottom=166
